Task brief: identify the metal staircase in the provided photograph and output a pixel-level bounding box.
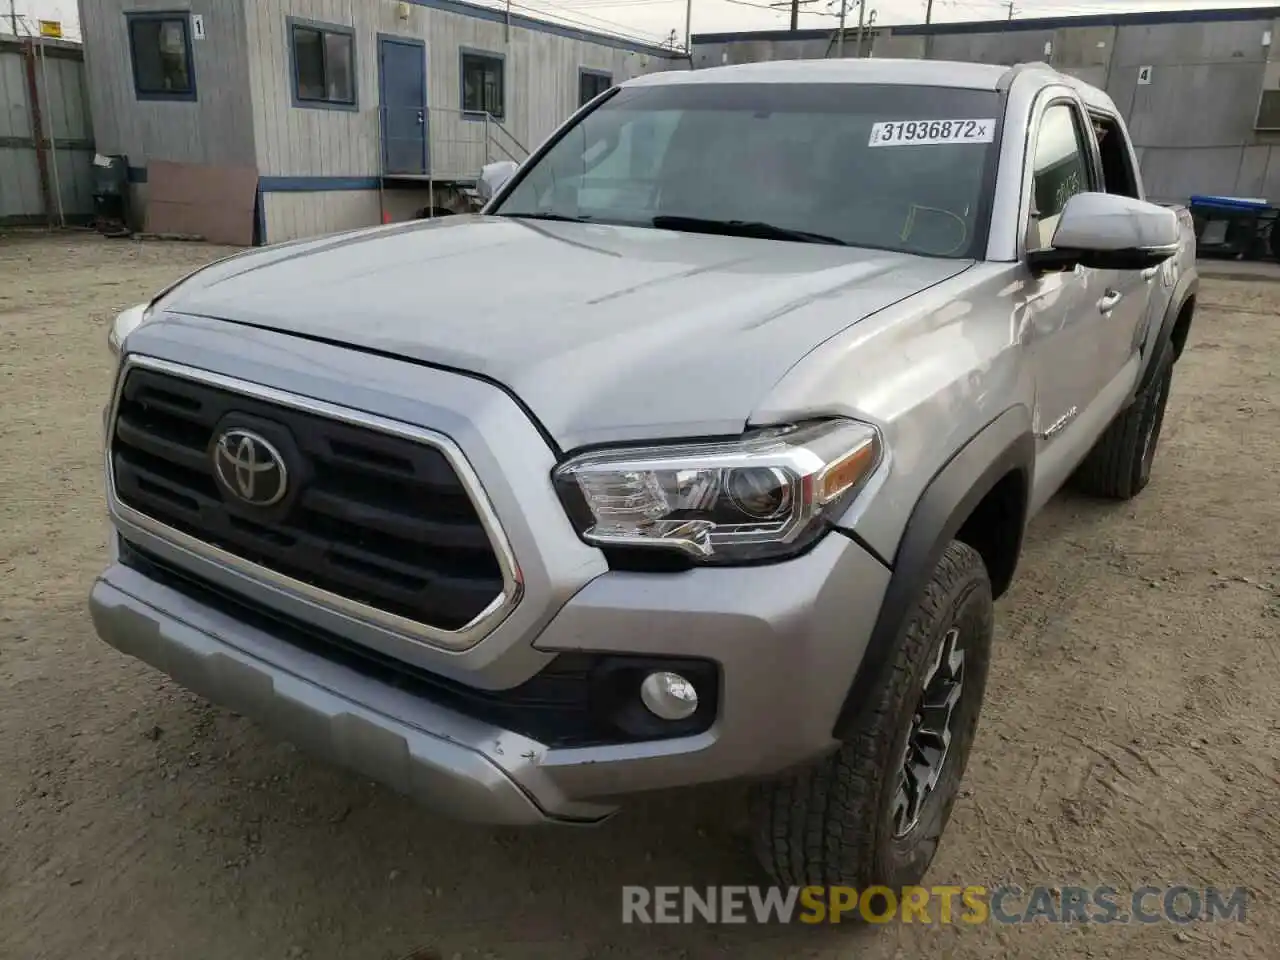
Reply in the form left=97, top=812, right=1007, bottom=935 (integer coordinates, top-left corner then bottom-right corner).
left=378, top=106, right=530, bottom=216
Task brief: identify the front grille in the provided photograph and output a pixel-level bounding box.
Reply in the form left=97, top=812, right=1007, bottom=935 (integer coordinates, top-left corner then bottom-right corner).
left=109, top=363, right=507, bottom=634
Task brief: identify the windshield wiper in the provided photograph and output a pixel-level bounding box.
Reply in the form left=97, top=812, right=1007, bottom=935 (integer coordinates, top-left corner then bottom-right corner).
left=650, top=215, right=848, bottom=246
left=500, top=212, right=593, bottom=223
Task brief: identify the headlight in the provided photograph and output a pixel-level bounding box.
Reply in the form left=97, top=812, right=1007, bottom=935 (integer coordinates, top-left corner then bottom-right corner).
left=107, top=260, right=216, bottom=358
left=552, top=419, right=881, bottom=564
left=107, top=303, right=149, bottom=357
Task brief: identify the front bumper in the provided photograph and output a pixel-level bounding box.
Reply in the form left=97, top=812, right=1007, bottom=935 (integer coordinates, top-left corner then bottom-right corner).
left=90, top=530, right=891, bottom=824
left=94, top=322, right=892, bottom=823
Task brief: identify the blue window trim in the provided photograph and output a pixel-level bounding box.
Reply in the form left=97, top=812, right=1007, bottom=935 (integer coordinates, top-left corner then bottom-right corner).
left=125, top=10, right=197, bottom=102
left=260, top=176, right=381, bottom=191
left=459, top=46, right=506, bottom=122
left=578, top=66, right=612, bottom=106
left=287, top=16, right=359, bottom=112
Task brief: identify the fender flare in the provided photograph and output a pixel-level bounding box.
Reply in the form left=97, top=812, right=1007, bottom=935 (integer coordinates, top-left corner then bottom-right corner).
left=831, top=407, right=1034, bottom=740
left=1136, top=272, right=1198, bottom=396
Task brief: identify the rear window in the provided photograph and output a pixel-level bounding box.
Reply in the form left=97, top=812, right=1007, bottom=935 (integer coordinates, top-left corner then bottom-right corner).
left=494, top=82, right=1004, bottom=259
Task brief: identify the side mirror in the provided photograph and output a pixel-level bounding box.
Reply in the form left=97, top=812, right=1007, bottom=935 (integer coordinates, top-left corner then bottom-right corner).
left=1028, top=192, right=1180, bottom=272
left=476, top=160, right=518, bottom=204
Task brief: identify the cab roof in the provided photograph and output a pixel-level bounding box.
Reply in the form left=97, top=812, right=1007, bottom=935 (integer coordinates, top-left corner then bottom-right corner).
left=626, top=58, right=1013, bottom=90
left=624, top=58, right=1120, bottom=114
left=622, top=57, right=1121, bottom=116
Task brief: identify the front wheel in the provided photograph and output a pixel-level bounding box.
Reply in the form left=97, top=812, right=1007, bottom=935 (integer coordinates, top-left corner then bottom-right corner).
left=750, top=540, right=993, bottom=891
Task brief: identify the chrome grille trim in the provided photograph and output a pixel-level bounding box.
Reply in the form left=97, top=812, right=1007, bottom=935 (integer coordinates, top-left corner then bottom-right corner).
left=104, top=354, right=524, bottom=652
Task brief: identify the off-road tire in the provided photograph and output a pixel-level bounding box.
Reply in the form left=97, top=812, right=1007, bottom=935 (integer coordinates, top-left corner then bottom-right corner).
left=750, top=540, right=993, bottom=891
left=1073, top=342, right=1174, bottom=500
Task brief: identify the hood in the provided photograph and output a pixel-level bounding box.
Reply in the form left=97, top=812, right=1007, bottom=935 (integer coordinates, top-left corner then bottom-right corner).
left=162, top=215, right=971, bottom=448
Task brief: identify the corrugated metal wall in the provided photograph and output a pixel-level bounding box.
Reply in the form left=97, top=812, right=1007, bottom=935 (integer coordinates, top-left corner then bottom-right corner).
left=0, top=37, right=94, bottom=223
left=244, top=0, right=678, bottom=179
left=1107, top=19, right=1280, bottom=200
left=260, top=189, right=382, bottom=243
left=692, top=11, right=1280, bottom=203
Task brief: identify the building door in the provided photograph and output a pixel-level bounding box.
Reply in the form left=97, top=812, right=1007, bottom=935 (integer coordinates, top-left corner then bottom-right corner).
left=379, top=37, right=428, bottom=175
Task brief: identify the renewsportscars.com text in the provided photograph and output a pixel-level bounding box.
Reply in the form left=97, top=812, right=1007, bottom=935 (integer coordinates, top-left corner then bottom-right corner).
left=621, top=884, right=1249, bottom=925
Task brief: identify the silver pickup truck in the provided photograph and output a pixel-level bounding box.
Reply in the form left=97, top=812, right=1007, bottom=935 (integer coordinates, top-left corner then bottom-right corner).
left=93, top=58, right=1197, bottom=891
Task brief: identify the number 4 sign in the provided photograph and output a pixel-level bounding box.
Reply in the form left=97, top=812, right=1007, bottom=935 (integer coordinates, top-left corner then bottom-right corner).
left=191, top=14, right=206, bottom=40
left=1138, top=65, right=1153, bottom=85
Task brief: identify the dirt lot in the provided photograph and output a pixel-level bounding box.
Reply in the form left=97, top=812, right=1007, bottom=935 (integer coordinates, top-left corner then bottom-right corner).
left=1, top=231, right=1277, bottom=960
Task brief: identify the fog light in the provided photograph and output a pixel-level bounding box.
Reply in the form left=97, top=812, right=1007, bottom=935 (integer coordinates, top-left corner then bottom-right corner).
left=639, top=671, right=699, bottom=721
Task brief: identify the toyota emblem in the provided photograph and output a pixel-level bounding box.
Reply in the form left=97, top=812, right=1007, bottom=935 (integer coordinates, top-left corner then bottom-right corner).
left=212, top=428, right=288, bottom=507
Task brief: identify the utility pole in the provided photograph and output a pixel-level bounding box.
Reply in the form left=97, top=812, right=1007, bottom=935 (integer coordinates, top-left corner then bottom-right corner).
left=774, top=0, right=815, bottom=31
left=836, top=0, right=847, bottom=57
left=8, top=0, right=18, bottom=37
left=684, top=0, right=692, bottom=58
left=924, top=0, right=933, bottom=24
left=853, top=0, right=866, bottom=58
left=1006, top=2, right=1015, bottom=20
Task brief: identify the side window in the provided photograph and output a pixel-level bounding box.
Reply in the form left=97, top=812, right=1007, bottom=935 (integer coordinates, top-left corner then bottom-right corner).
left=289, top=20, right=356, bottom=109
left=127, top=13, right=195, bottom=101
left=461, top=50, right=505, bottom=120
left=579, top=69, right=612, bottom=107
left=1028, top=103, right=1093, bottom=251
left=1090, top=115, right=1141, bottom=199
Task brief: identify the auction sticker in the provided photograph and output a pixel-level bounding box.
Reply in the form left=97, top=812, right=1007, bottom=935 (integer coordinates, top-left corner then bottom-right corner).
left=869, top=119, right=997, bottom=146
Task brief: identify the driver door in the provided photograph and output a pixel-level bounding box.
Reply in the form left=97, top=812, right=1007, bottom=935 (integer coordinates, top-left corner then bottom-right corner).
left=1021, top=98, right=1112, bottom=507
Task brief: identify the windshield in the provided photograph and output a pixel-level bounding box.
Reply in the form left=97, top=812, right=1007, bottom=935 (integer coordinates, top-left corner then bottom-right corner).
left=493, top=82, right=1003, bottom=259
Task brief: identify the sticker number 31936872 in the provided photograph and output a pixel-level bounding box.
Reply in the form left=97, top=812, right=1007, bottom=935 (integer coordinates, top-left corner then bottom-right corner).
left=868, top=119, right=997, bottom=147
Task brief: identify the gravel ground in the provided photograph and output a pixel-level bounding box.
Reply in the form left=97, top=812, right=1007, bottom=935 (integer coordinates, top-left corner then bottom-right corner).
left=1, top=230, right=1277, bottom=960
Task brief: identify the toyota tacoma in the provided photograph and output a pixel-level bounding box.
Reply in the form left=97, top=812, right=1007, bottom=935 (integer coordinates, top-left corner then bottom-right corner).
left=92, top=59, right=1197, bottom=889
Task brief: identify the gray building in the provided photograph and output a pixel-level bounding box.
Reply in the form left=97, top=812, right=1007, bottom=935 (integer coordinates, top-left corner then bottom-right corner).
left=693, top=5, right=1280, bottom=204
left=78, top=0, right=680, bottom=243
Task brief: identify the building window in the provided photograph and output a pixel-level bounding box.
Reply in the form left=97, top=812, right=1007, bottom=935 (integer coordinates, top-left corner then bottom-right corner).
left=1256, top=89, right=1280, bottom=130
left=289, top=18, right=356, bottom=109
left=461, top=49, right=504, bottom=120
left=127, top=12, right=195, bottom=101
left=579, top=68, right=612, bottom=107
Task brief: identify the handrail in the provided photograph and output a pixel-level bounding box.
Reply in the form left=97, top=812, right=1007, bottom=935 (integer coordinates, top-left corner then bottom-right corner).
left=487, top=117, right=529, bottom=158
left=408, top=105, right=529, bottom=171
left=374, top=104, right=532, bottom=220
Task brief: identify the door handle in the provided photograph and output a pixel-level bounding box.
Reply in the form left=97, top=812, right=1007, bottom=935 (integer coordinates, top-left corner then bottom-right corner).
left=416, top=111, right=424, bottom=124
left=1098, top=289, right=1123, bottom=314
left=1141, top=266, right=1159, bottom=282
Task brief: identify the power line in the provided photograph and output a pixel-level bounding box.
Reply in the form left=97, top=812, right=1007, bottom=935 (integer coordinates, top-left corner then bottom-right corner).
left=772, top=0, right=819, bottom=31
left=506, top=0, right=673, bottom=42
left=554, top=0, right=681, bottom=8
left=721, top=0, right=837, bottom=15
left=459, top=0, right=657, bottom=38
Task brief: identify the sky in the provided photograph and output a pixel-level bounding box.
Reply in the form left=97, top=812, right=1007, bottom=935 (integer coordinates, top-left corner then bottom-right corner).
left=7, top=0, right=1279, bottom=48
